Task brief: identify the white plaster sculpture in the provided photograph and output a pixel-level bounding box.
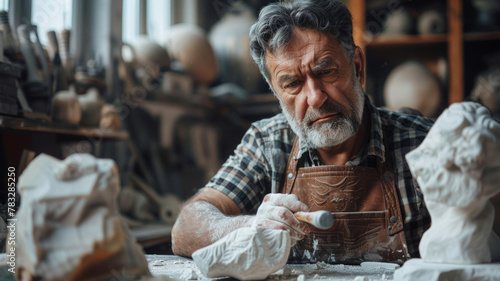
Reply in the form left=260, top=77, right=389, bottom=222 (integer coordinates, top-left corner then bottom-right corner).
left=14, top=153, right=151, bottom=281
left=394, top=259, right=500, bottom=281
left=395, top=102, right=500, bottom=281
left=192, top=227, right=291, bottom=280
left=405, top=102, right=500, bottom=264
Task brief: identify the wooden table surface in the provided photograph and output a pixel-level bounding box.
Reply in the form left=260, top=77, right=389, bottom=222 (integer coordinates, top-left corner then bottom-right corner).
left=0, top=253, right=397, bottom=280
left=147, top=255, right=397, bottom=281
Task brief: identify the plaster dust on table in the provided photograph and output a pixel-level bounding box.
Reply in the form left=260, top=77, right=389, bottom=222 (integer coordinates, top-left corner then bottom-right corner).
left=147, top=257, right=200, bottom=279
left=150, top=260, right=167, bottom=267
left=148, top=256, right=396, bottom=281
left=180, top=269, right=199, bottom=280
left=268, top=262, right=395, bottom=281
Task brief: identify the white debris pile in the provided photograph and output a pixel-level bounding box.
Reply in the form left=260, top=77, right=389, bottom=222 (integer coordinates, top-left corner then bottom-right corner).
left=267, top=261, right=397, bottom=281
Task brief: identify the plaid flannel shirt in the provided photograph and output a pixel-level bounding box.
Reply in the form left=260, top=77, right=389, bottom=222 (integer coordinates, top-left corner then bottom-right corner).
left=205, top=98, right=434, bottom=258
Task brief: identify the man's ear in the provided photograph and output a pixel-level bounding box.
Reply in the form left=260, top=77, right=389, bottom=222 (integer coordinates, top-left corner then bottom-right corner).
left=354, top=46, right=365, bottom=86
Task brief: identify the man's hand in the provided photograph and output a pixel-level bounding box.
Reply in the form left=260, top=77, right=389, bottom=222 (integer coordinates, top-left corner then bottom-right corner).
left=251, top=194, right=311, bottom=245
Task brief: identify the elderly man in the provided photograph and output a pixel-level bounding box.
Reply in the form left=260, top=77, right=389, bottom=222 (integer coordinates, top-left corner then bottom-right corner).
left=172, top=0, right=433, bottom=264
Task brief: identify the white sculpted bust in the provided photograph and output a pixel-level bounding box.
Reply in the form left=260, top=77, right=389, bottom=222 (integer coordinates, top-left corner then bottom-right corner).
left=406, top=102, right=500, bottom=264
left=192, top=227, right=291, bottom=280
left=14, top=153, right=151, bottom=281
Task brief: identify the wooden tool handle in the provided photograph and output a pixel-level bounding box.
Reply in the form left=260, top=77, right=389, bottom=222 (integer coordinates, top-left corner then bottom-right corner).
left=58, top=29, right=70, bottom=67
left=17, top=24, right=42, bottom=83
left=0, top=10, right=18, bottom=51
left=31, top=25, right=51, bottom=88
left=47, top=30, right=60, bottom=54
left=0, top=30, right=4, bottom=62
left=295, top=210, right=334, bottom=230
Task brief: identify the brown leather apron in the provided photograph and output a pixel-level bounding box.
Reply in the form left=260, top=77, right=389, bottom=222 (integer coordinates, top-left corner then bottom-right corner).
left=281, top=138, right=409, bottom=264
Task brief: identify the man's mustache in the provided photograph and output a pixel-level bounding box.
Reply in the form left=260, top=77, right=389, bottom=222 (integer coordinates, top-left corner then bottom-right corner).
left=304, top=102, right=348, bottom=126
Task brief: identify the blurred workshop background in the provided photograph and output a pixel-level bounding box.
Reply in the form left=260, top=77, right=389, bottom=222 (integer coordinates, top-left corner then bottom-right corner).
left=0, top=0, right=499, bottom=255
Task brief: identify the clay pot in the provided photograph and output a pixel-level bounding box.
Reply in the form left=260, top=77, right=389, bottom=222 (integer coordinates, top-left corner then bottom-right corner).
left=383, top=9, right=412, bottom=35
left=384, top=61, right=441, bottom=117
left=208, top=4, right=264, bottom=94
left=100, top=104, right=122, bottom=130
left=129, top=36, right=170, bottom=79
left=418, top=9, right=447, bottom=35
left=471, top=67, right=500, bottom=114
left=51, top=89, right=82, bottom=124
left=472, top=0, right=500, bottom=28
left=78, top=88, right=103, bottom=127
left=164, top=24, right=218, bottom=85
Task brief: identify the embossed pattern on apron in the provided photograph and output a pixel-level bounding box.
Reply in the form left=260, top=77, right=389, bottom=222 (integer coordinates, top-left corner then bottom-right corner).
left=282, top=138, right=408, bottom=264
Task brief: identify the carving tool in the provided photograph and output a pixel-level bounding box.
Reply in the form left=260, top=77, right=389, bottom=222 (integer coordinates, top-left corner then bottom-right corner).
left=47, top=30, right=67, bottom=92
left=31, top=25, right=51, bottom=93
left=295, top=210, right=334, bottom=230
left=0, top=30, right=3, bottom=62
left=128, top=173, right=182, bottom=224
left=17, top=25, right=46, bottom=90
left=17, top=24, right=49, bottom=114
left=0, top=10, right=18, bottom=58
left=58, top=29, right=73, bottom=82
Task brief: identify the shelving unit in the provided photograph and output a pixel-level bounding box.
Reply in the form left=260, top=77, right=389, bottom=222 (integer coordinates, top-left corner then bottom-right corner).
left=367, top=34, right=448, bottom=46
left=146, top=90, right=280, bottom=126
left=464, top=30, right=500, bottom=41
left=0, top=115, right=130, bottom=214
left=0, top=115, right=129, bottom=139
left=0, top=114, right=129, bottom=172
left=349, top=0, right=500, bottom=114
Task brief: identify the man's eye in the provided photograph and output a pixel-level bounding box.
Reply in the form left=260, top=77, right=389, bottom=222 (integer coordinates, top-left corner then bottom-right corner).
left=321, top=69, right=333, bottom=75
left=285, top=80, right=299, bottom=88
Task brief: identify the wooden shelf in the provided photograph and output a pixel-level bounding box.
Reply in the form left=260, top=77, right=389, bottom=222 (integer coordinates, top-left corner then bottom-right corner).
left=215, top=92, right=277, bottom=105
left=350, top=0, right=469, bottom=107
left=367, top=34, right=448, bottom=47
left=464, top=31, right=500, bottom=42
left=146, top=90, right=215, bottom=110
left=211, top=93, right=280, bottom=117
left=146, top=90, right=280, bottom=117
left=0, top=115, right=129, bottom=139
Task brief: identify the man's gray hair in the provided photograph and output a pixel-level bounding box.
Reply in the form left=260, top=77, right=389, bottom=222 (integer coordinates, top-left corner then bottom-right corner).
left=249, top=0, right=356, bottom=82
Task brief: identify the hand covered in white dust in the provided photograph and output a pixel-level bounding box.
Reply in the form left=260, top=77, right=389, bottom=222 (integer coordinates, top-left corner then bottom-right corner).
left=251, top=194, right=311, bottom=246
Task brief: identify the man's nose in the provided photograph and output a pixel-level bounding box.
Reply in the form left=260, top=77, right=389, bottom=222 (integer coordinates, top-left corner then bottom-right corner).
left=306, top=77, right=327, bottom=108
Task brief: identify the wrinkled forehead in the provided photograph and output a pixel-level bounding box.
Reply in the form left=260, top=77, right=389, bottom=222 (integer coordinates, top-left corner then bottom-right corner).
left=264, top=28, right=348, bottom=81
left=265, top=28, right=339, bottom=60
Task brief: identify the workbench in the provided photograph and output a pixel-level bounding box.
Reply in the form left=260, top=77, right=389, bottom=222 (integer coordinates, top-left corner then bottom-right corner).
left=147, top=255, right=396, bottom=281
left=0, top=253, right=397, bottom=280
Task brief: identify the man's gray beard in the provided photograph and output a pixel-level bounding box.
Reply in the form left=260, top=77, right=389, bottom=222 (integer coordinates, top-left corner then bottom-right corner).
left=279, top=80, right=365, bottom=149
